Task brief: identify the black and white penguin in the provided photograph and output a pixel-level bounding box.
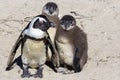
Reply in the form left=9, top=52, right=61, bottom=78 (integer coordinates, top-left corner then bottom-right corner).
left=6, top=15, right=58, bottom=78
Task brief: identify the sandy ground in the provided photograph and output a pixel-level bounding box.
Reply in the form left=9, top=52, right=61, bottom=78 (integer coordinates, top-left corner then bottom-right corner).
left=0, top=0, right=120, bottom=80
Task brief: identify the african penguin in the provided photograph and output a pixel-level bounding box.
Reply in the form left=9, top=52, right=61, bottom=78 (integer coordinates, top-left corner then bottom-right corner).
left=54, top=15, right=88, bottom=74
left=42, top=2, right=60, bottom=66
left=6, top=15, right=58, bottom=78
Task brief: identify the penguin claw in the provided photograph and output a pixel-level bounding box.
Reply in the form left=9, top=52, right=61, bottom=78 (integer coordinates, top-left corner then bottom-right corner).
left=33, top=74, right=43, bottom=78
left=55, top=67, right=67, bottom=73
left=62, top=70, right=74, bottom=74
left=21, top=73, right=31, bottom=78
left=5, top=66, right=11, bottom=71
left=55, top=67, right=74, bottom=74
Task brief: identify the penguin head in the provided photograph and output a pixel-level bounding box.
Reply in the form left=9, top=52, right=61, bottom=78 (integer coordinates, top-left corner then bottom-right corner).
left=42, top=2, right=59, bottom=16
left=60, top=15, right=76, bottom=31
left=23, top=15, right=53, bottom=39
left=33, top=15, right=53, bottom=31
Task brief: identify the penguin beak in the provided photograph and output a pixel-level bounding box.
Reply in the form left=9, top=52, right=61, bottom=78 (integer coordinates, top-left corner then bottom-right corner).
left=49, top=11, right=53, bottom=14
left=61, top=24, right=68, bottom=31
left=63, top=26, right=67, bottom=31
left=49, top=8, right=54, bottom=14
left=64, top=25, right=69, bottom=31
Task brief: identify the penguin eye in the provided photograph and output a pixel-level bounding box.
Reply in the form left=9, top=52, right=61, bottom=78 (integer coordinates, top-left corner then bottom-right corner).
left=39, top=21, right=50, bottom=31
left=46, top=6, right=49, bottom=10
left=71, top=21, right=75, bottom=26
left=53, top=7, right=56, bottom=11
left=42, top=21, right=46, bottom=24
left=60, top=20, right=64, bottom=25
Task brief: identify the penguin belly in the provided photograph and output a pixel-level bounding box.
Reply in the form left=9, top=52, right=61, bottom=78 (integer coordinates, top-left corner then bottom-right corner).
left=56, top=40, right=74, bottom=66
left=22, top=39, right=46, bottom=68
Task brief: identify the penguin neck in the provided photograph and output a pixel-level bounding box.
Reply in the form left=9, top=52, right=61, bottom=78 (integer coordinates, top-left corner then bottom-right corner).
left=23, top=17, right=47, bottom=39
left=42, top=12, right=60, bottom=28
left=28, top=28, right=46, bottom=38
left=24, top=34, right=46, bottom=41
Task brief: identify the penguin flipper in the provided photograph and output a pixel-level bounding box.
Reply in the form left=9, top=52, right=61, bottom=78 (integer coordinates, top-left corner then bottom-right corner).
left=46, top=32, right=60, bottom=68
left=6, top=34, right=23, bottom=70
left=6, top=23, right=29, bottom=70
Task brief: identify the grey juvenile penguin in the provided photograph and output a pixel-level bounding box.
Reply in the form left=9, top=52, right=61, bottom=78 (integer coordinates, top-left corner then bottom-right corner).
left=42, top=2, right=60, bottom=65
left=55, top=15, right=88, bottom=73
left=42, top=2, right=60, bottom=28
left=6, top=15, right=58, bottom=78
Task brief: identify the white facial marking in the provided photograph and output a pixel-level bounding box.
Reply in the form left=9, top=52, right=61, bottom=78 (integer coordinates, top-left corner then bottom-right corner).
left=23, top=17, right=47, bottom=39
left=43, top=7, right=58, bottom=16
left=52, top=11, right=58, bottom=16
left=29, top=17, right=46, bottom=29
left=23, top=29, right=46, bottom=39
left=61, top=24, right=74, bottom=31
left=66, top=25, right=74, bottom=30
left=61, top=25, right=66, bottom=30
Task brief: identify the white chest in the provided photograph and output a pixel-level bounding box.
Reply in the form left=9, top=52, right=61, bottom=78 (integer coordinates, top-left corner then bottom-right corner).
left=56, top=40, right=74, bottom=66
left=22, top=39, right=46, bottom=68
left=24, top=39, right=46, bottom=56
left=57, top=35, right=70, bottom=43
